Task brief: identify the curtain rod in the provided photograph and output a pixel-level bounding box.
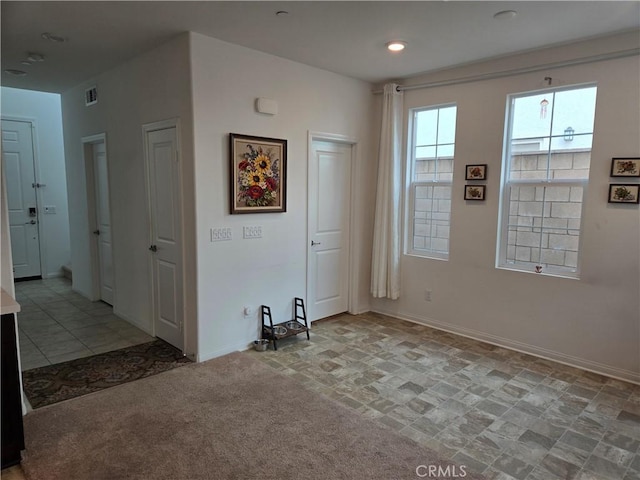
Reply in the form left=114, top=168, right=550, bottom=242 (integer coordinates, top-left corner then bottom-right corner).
left=372, top=48, right=640, bottom=94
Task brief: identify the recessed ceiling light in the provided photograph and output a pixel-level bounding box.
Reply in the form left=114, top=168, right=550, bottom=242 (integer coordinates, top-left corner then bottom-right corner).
left=275, top=10, right=289, bottom=17
left=493, top=10, right=517, bottom=20
left=386, top=41, right=407, bottom=52
left=5, top=69, right=27, bottom=76
left=41, top=32, right=66, bottom=43
left=27, top=52, right=45, bottom=62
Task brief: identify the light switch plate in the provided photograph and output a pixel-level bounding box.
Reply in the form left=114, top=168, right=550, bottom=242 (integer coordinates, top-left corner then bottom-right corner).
left=243, top=226, right=262, bottom=239
left=211, top=227, right=232, bottom=242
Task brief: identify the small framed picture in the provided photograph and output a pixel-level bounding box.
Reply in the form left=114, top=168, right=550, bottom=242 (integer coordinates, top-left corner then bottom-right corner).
left=465, top=164, right=487, bottom=180
left=610, top=157, right=640, bottom=177
left=464, top=185, right=486, bottom=201
left=608, top=184, right=639, bottom=204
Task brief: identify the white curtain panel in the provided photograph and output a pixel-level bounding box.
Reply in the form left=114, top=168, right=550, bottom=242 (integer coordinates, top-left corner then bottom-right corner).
left=371, top=83, right=403, bottom=299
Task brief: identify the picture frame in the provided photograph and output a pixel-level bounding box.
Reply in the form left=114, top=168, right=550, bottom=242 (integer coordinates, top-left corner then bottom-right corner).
left=464, top=185, right=486, bottom=201
left=610, top=157, right=640, bottom=177
left=465, top=164, right=487, bottom=180
left=229, top=133, right=287, bottom=214
left=608, top=184, right=639, bottom=204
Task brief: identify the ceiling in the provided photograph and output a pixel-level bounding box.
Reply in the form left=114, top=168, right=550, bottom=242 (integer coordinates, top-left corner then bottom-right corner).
left=2, top=1, right=639, bottom=93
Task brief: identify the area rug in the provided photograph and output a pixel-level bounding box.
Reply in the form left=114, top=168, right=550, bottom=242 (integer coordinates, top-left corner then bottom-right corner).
left=22, top=339, right=191, bottom=409
left=21, top=352, right=485, bottom=480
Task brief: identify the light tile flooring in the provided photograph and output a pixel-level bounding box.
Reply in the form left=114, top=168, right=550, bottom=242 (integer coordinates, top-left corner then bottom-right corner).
left=14, top=277, right=154, bottom=371
left=248, top=312, right=640, bottom=480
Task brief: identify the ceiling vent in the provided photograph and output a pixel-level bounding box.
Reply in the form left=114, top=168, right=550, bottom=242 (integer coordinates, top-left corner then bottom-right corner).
left=85, top=86, right=98, bottom=106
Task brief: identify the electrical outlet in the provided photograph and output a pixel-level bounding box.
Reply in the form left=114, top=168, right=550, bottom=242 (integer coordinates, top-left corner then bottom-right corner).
left=424, top=290, right=432, bottom=302
left=243, top=225, right=263, bottom=239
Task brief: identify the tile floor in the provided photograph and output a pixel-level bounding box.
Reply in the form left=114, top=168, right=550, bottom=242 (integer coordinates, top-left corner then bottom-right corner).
left=14, top=277, right=154, bottom=371
left=248, top=312, right=640, bottom=480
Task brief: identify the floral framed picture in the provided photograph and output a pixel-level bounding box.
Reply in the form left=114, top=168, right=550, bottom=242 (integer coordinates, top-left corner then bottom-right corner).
left=608, top=184, right=639, bottom=204
left=610, top=157, right=640, bottom=177
left=229, top=133, right=287, bottom=214
left=464, top=185, right=486, bottom=201
left=465, top=164, right=487, bottom=180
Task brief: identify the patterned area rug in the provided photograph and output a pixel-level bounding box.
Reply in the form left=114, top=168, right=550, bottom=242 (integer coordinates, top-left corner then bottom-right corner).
left=23, top=340, right=192, bottom=409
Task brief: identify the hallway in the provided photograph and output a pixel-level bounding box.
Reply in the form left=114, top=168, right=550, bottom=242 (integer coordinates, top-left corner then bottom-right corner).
left=15, top=277, right=154, bottom=371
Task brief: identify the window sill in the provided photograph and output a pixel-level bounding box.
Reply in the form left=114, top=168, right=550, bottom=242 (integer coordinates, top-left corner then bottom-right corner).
left=496, top=265, right=580, bottom=280
left=405, top=252, right=449, bottom=262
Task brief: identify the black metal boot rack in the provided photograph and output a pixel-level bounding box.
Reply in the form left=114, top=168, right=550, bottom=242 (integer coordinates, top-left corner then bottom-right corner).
left=261, top=297, right=310, bottom=351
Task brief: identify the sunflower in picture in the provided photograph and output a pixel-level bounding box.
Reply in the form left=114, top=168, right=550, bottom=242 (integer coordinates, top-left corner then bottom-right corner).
left=255, top=154, right=272, bottom=172
left=237, top=144, right=280, bottom=207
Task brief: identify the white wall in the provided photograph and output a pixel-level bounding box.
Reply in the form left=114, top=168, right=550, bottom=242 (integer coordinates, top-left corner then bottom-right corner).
left=190, top=33, right=376, bottom=360
left=372, top=32, right=640, bottom=383
left=1, top=87, right=71, bottom=278
left=1, top=156, right=15, bottom=294
left=60, top=34, right=197, bottom=355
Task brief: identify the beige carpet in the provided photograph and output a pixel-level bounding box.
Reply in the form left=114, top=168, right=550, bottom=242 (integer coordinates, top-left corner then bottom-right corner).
left=22, top=352, right=483, bottom=480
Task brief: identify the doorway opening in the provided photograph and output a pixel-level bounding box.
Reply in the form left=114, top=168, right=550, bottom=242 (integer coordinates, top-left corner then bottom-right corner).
left=306, top=132, right=358, bottom=322
left=1, top=119, right=43, bottom=280
left=81, top=134, right=115, bottom=304
left=143, top=119, right=185, bottom=351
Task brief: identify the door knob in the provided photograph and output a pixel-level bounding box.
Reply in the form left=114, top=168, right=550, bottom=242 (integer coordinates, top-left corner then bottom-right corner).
left=311, top=240, right=322, bottom=246
left=93, top=230, right=100, bottom=235
left=149, top=245, right=158, bottom=252
left=25, top=220, right=36, bottom=225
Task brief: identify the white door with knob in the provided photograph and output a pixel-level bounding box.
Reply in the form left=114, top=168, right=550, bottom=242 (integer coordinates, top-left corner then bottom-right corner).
left=144, top=123, right=183, bottom=351
left=92, top=142, right=114, bottom=305
left=2, top=119, right=42, bottom=279
left=307, top=138, right=353, bottom=321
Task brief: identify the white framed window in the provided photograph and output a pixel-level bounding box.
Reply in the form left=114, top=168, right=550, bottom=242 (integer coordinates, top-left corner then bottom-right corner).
left=497, top=84, right=597, bottom=278
left=406, top=104, right=457, bottom=259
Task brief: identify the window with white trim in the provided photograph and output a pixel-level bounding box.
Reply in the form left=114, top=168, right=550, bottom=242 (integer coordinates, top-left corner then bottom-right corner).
left=407, top=104, right=457, bottom=259
left=497, top=84, right=597, bottom=277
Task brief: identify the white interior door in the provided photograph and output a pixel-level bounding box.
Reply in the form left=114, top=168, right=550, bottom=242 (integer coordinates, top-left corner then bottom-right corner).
left=145, top=126, right=183, bottom=350
left=92, top=142, right=114, bottom=305
left=307, top=139, right=352, bottom=321
left=1, top=120, right=41, bottom=279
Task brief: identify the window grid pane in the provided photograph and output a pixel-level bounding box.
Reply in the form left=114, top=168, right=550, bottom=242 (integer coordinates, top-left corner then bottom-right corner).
left=505, top=185, right=583, bottom=272
left=509, top=150, right=592, bottom=181
left=500, top=85, right=596, bottom=277
left=409, top=104, right=457, bottom=258
left=412, top=184, right=451, bottom=254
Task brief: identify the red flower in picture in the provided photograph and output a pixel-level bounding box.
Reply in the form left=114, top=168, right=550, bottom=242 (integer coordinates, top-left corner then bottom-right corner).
left=247, top=185, right=264, bottom=200
left=265, top=177, right=278, bottom=192
left=238, top=160, right=250, bottom=171
left=617, top=161, right=638, bottom=175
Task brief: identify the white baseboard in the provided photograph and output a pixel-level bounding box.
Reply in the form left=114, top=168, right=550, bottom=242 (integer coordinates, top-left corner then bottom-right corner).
left=43, top=272, right=63, bottom=279
left=352, top=303, right=371, bottom=315
left=372, top=307, right=640, bottom=385
left=112, top=307, right=153, bottom=336
left=71, top=287, right=94, bottom=301
left=198, top=341, right=251, bottom=363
